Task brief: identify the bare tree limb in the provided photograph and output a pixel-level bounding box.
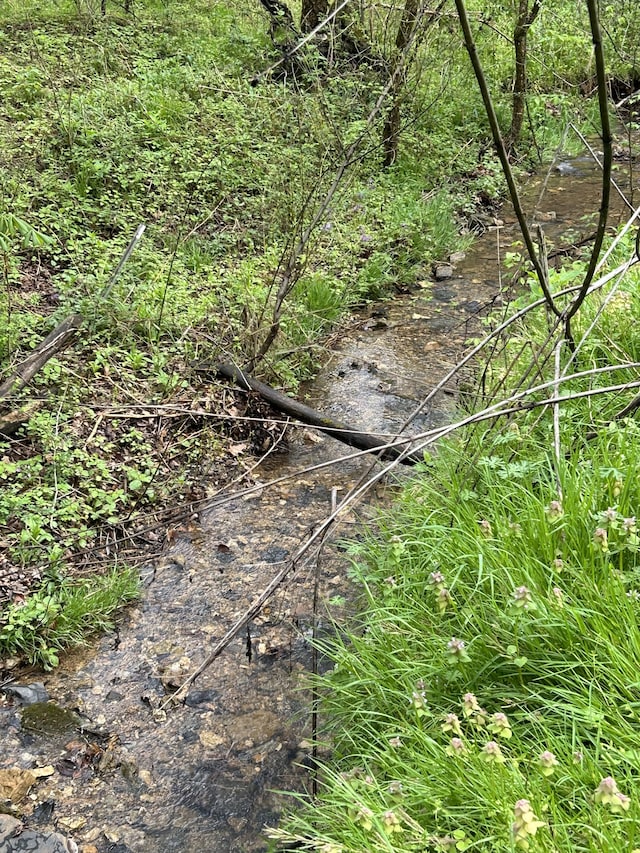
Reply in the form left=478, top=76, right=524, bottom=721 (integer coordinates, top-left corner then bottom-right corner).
left=562, top=0, right=613, bottom=339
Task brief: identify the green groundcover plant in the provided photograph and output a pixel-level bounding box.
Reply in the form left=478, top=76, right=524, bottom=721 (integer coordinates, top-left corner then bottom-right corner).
left=271, top=251, right=640, bottom=850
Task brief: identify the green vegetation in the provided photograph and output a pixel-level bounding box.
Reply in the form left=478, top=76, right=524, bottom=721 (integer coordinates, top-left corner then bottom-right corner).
left=270, top=228, right=640, bottom=850
left=0, top=566, right=138, bottom=668
left=0, top=0, right=638, bottom=663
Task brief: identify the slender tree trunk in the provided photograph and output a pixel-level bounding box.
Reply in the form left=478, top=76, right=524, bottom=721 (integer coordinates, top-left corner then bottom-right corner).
left=509, top=0, right=542, bottom=150
left=382, top=0, right=420, bottom=167
left=382, top=0, right=447, bottom=168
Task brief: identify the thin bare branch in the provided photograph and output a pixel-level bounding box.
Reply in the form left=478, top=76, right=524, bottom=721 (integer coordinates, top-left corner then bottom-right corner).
left=569, top=122, right=633, bottom=212
left=562, top=0, right=613, bottom=334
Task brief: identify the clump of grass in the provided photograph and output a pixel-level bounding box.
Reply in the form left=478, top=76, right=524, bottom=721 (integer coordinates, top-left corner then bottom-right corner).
left=0, top=567, right=138, bottom=669
left=271, top=253, right=640, bottom=850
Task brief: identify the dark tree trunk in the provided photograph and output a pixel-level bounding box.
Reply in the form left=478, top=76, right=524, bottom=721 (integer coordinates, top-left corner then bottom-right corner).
left=258, top=0, right=299, bottom=53
left=382, top=0, right=420, bottom=168
left=509, top=0, right=542, bottom=150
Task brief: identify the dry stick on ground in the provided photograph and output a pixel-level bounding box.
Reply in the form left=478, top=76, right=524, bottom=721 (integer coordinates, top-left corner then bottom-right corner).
left=0, top=224, right=145, bottom=433
left=0, top=313, right=83, bottom=401
left=0, top=401, right=43, bottom=436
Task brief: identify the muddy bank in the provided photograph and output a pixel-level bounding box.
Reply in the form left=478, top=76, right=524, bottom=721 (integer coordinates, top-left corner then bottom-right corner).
left=0, top=149, right=636, bottom=852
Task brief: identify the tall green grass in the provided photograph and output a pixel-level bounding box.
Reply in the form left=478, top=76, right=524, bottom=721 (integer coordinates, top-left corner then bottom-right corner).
left=272, top=249, right=640, bottom=851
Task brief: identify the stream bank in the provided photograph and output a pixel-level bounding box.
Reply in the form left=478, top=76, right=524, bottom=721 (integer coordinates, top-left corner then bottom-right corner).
left=0, top=149, right=636, bottom=852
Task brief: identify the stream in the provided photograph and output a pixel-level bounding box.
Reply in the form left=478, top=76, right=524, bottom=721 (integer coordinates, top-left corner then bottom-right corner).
left=0, top=148, right=636, bottom=853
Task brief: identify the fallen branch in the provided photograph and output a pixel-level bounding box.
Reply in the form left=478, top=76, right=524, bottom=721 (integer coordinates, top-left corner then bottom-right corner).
left=0, top=401, right=43, bottom=437
left=0, top=224, right=145, bottom=417
left=216, top=361, right=424, bottom=465
left=0, top=314, right=82, bottom=402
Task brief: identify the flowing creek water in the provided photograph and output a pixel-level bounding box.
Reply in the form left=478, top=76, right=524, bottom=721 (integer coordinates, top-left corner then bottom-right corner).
left=1, top=148, right=637, bottom=853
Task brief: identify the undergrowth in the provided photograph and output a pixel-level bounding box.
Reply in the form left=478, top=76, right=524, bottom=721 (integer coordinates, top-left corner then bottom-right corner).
left=0, top=566, right=138, bottom=668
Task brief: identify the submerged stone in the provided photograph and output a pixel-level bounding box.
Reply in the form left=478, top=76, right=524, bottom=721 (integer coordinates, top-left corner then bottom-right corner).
left=0, top=816, right=77, bottom=853
left=20, top=702, right=80, bottom=737
left=555, top=161, right=580, bottom=175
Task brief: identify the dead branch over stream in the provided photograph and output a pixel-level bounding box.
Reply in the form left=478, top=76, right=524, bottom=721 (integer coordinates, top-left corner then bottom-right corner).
left=216, top=361, right=425, bottom=464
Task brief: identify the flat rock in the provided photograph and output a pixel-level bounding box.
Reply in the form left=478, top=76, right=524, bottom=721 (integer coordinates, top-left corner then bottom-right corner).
left=432, top=263, right=453, bottom=280
left=4, top=682, right=49, bottom=705
left=0, top=815, right=78, bottom=852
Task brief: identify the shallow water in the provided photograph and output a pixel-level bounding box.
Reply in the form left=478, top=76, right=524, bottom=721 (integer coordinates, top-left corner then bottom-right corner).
left=0, top=147, right=636, bottom=852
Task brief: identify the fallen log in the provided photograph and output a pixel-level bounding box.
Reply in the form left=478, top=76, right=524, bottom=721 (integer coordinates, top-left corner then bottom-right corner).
left=0, top=401, right=43, bottom=437
left=0, top=313, right=82, bottom=402
left=216, top=361, right=424, bottom=466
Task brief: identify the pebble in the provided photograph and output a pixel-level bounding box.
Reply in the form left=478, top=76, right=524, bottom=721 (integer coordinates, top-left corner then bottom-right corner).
left=4, top=682, right=49, bottom=705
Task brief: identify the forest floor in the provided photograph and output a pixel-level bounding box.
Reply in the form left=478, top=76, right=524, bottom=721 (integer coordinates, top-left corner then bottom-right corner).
left=0, top=0, right=634, bottom=676
left=3, top=2, right=640, bottom=850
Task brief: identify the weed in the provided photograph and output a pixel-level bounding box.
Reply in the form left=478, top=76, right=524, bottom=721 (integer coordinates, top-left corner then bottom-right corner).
left=0, top=567, right=138, bottom=668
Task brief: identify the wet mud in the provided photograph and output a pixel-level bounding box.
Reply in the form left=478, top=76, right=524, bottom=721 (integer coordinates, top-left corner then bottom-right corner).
left=0, top=148, right=637, bottom=852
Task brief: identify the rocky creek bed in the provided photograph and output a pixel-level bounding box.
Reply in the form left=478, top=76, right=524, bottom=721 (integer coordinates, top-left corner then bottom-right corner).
left=0, top=149, right=636, bottom=852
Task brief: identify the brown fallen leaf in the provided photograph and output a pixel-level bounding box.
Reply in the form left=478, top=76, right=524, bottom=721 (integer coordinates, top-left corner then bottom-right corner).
left=0, top=768, right=36, bottom=804
left=228, top=442, right=248, bottom=457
